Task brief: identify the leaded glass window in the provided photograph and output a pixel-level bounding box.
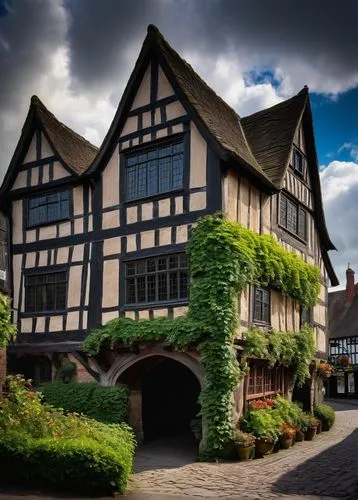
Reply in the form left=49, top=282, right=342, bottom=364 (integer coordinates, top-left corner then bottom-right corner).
left=279, top=194, right=307, bottom=242
left=126, top=141, right=184, bottom=201
left=25, top=271, right=67, bottom=313
left=27, top=190, right=70, bottom=227
left=253, top=286, right=270, bottom=324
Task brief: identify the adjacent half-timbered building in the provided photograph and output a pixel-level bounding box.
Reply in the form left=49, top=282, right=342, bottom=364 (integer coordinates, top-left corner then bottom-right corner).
left=3, top=25, right=338, bottom=438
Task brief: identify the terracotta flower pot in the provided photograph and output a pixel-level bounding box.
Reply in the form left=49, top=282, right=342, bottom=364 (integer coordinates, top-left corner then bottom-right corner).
left=236, top=445, right=255, bottom=461
left=322, top=422, right=331, bottom=432
left=291, top=433, right=296, bottom=446
left=255, top=438, right=275, bottom=457
left=295, top=430, right=304, bottom=442
left=280, top=436, right=293, bottom=449
left=304, top=427, right=317, bottom=441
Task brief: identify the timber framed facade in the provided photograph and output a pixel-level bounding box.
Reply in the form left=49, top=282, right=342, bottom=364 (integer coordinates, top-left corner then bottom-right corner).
left=2, top=25, right=338, bottom=438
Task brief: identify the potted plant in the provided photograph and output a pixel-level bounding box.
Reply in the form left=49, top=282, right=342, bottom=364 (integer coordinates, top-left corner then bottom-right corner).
left=294, top=426, right=304, bottom=442
left=314, top=403, right=335, bottom=432
left=234, top=429, right=255, bottom=461
left=190, top=418, right=202, bottom=441
left=242, top=408, right=282, bottom=457
left=317, top=362, right=335, bottom=379
left=304, top=414, right=319, bottom=441
left=280, top=423, right=295, bottom=449
left=316, top=419, right=322, bottom=434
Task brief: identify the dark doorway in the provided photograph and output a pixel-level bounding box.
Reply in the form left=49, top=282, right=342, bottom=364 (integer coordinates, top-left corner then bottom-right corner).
left=292, top=378, right=311, bottom=411
left=7, top=354, right=52, bottom=386
left=142, top=357, right=201, bottom=441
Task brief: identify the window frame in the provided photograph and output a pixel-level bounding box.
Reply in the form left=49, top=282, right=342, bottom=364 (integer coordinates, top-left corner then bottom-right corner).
left=293, top=147, right=306, bottom=178
left=278, top=193, right=307, bottom=243
left=123, top=137, right=186, bottom=203
left=124, top=253, right=189, bottom=307
left=246, top=362, right=284, bottom=400
left=26, top=188, right=72, bottom=229
left=24, top=268, right=68, bottom=315
left=252, top=285, right=271, bottom=325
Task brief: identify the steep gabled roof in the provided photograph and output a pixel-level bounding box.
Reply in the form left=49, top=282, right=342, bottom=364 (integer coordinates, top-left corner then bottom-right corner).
left=328, top=289, right=358, bottom=339
left=241, top=89, right=308, bottom=187
left=87, top=25, right=274, bottom=187
left=0, top=96, right=98, bottom=195
left=31, top=96, right=98, bottom=175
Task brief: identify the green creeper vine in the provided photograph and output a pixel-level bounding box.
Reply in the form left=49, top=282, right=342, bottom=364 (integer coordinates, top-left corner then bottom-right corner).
left=0, top=293, right=16, bottom=349
left=84, top=214, right=320, bottom=459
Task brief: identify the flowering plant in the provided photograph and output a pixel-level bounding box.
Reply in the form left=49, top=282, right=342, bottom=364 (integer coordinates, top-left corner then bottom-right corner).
left=317, top=362, right=335, bottom=379
left=281, top=423, right=296, bottom=438
left=234, top=429, right=256, bottom=447
left=337, top=355, right=350, bottom=367
left=249, top=398, right=275, bottom=410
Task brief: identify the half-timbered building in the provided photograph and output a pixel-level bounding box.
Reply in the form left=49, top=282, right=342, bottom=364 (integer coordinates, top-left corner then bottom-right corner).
left=3, top=25, right=338, bottom=439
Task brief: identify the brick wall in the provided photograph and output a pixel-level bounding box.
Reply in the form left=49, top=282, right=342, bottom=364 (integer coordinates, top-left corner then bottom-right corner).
left=68, top=354, right=95, bottom=383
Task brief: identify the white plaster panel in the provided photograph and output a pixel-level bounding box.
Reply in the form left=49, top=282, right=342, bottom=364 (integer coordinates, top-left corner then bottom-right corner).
left=158, top=198, right=170, bottom=217
left=103, top=210, right=120, bottom=229
left=154, top=107, right=161, bottom=125
left=42, top=165, right=49, bottom=184
left=157, top=65, right=174, bottom=99
left=38, top=251, right=48, bottom=267
left=103, top=236, right=121, bottom=256
left=127, top=206, right=137, bottom=224
left=31, top=166, right=39, bottom=186
left=88, top=217, right=93, bottom=232
left=250, top=187, right=260, bottom=233
left=226, top=169, right=238, bottom=221
left=132, top=137, right=139, bottom=147
left=12, top=200, right=23, bottom=244
left=85, top=261, right=91, bottom=306
left=166, top=101, right=186, bottom=121
left=139, top=310, right=149, bottom=319
left=159, top=227, right=171, bottom=246
left=102, top=260, right=119, bottom=307
left=121, top=116, right=137, bottom=137
left=13, top=255, right=22, bottom=312
left=175, top=196, right=183, bottom=215
left=141, top=202, right=153, bottom=221
left=40, top=225, right=57, bottom=240
left=21, top=318, right=33, bottom=333
left=12, top=171, right=27, bottom=190
left=50, top=316, right=63, bottom=332
left=72, top=244, right=84, bottom=262
left=83, top=310, right=88, bottom=329
left=121, top=140, right=130, bottom=150
left=172, top=123, right=184, bottom=134
left=41, top=133, right=54, bottom=158
left=26, top=229, right=36, bottom=243
left=26, top=252, right=36, bottom=268
left=176, top=225, right=188, bottom=244
left=67, top=266, right=83, bottom=308
left=67, top=312, right=79, bottom=331
left=190, top=122, right=207, bottom=188
left=143, top=133, right=151, bottom=143
left=36, top=317, right=45, bottom=333
left=141, top=230, right=155, bottom=249
left=23, top=133, right=36, bottom=163
left=59, top=221, right=71, bottom=237
left=56, top=247, right=69, bottom=264
left=74, top=218, right=83, bottom=235
left=142, top=111, right=151, bottom=129
left=189, top=191, right=206, bottom=212
left=131, top=63, right=151, bottom=110
left=239, top=177, right=249, bottom=228
left=127, top=234, right=137, bottom=252
left=102, top=149, right=120, bottom=208
left=102, top=311, right=118, bottom=324
left=153, top=308, right=168, bottom=318
left=125, top=311, right=136, bottom=319
left=73, top=186, right=83, bottom=215
left=53, top=161, right=70, bottom=180
left=173, top=306, right=188, bottom=318
left=156, top=128, right=168, bottom=139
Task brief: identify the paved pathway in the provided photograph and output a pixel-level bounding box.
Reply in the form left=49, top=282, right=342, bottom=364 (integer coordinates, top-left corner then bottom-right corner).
left=129, top=401, right=358, bottom=499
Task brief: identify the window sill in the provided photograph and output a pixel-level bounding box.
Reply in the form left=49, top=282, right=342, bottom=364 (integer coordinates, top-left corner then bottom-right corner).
left=123, top=298, right=189, bottom=311
left=21, top=311, right=67, bottom=317
left=123, top=188, right=184, bottom=206
left=277, top=223, right=307, bottom=245
left=246, top=391, right=277, bottom=401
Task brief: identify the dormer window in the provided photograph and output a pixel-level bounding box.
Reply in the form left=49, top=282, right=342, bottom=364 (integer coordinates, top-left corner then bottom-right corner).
left=293, top=149, right=305, bottom=177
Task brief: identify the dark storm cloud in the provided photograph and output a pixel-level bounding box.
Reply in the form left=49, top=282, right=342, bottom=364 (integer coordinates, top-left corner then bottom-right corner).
left=65, top=0, right=358, bottom=93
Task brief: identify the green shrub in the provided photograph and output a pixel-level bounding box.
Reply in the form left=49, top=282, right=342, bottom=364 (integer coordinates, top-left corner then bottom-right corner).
left=314, top=403, right=335, bottom=430
left=241, top=408, right=283, bottom=441
left=0, top=376, right=135, bottom=495
left=40, top=381, right=128, bottom=424
left=273, top=396, right=306, bottom=430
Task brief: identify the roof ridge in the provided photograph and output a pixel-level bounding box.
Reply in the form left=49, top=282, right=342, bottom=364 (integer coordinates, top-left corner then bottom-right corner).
left=31, top=95, right=98, bottom=153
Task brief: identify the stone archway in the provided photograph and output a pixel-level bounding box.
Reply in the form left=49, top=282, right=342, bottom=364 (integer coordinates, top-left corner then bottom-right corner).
left=106, top=346, right=203, bottom=443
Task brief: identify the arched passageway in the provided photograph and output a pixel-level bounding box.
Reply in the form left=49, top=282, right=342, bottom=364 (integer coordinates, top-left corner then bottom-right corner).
left=117, top=355, right=201, bottom=442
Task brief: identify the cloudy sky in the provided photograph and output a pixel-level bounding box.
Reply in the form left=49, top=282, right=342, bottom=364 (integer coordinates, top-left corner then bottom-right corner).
left=1, top=0, right=358, bottom=288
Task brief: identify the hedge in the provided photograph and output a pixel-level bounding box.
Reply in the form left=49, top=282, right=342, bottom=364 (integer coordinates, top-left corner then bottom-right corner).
left=40, top=381, right=128, bottom=424
left=314, top=403, right=335, bottom=430
left=0, top=376, right=135, bottom=495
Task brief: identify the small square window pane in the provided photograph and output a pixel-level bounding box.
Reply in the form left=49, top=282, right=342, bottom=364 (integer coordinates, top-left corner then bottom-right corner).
left=158, top=157, right=171, bottom=193
left=147, top=259, right=156, bottom=273
left=127, top=263, right=136, bottom=276
left=169, top=256, right=178, bottom=269
left=169, top=272, right=178, bottom=299
left=137, top=276, right=146, bottom=302
left=158, top=258, right=167, bottom=270
left=137, top=261, right=146, bottom=274
left=179, top=254, right=188, bottom=268
left=158, top=273, right=167, bottom=301
left=147, top=275, right=156, bottom=302
left=127, top=278, right=136, bottom=303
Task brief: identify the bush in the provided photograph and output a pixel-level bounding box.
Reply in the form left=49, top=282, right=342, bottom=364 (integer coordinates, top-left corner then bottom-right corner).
left=0, top=376, right=135, bottom=495
left=40, top=381, right=128, bottom=424
left=241, top=408, right=283, bottom=441
left=314, top=403, right=335, bottom=430
left=273, top=396, right=306, bottom=430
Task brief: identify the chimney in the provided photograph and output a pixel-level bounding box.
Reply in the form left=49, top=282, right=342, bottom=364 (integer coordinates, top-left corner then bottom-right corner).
left=346, top=266, right=355, bottom=303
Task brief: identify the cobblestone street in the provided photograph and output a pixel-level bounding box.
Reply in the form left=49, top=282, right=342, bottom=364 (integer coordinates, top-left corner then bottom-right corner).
left=129, top=401, right=358, bottom=499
